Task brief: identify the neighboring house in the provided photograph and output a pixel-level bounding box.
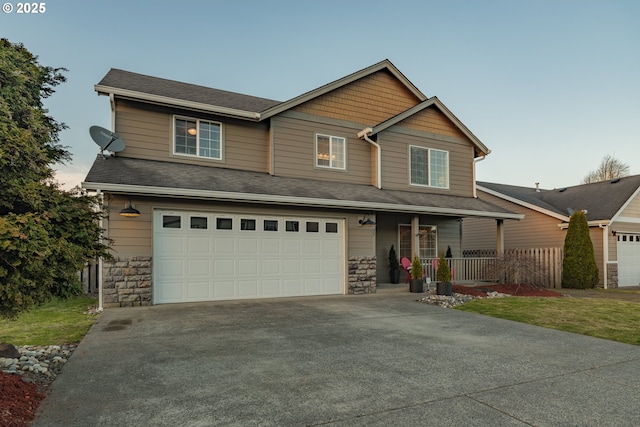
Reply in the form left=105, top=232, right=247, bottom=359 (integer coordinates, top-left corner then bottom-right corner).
left=462, top=176, right=640, bottom=288
left=82, top=59, right=521, bottom=307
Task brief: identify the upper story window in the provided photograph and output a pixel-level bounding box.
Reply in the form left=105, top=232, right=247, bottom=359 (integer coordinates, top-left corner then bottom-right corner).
left=410, top=146, right=449, bottom=189
left=316, top=134, right=345, bottom=170
left=174, top=116, right=222, bottom=160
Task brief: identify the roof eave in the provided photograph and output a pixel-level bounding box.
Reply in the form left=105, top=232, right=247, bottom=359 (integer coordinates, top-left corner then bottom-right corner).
left=82, top=181, right=523, bottom=220
left=477, top=185, right=568, bottom=221
left=95, top=84, right=262, bottom=121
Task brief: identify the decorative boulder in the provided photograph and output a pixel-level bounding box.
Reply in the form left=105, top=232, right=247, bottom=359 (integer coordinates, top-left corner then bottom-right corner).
left=0, top=342, right=20, bottom=359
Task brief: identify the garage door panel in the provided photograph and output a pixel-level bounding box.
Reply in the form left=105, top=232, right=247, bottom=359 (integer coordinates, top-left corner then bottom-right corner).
left=159, top=260, right=184, bottom=278
left=213, top=281, right=236, bottom=299
left=261, top=259, right=281, bottom=275
left=156, top=236, right=184, bottom=255
left=283, top=259, right=301, bottom=274
left=283, top=279, right=301, bottom=295
left=239, top=238, right=259, bottom=254
left=238, top=280, right=259, bottom=297
left=187, top=259, right=210, bottom=277
left=261, top=279, right=281, bottom=296
left=214, top=237, right=236, bottom=253
left=239, top=259, right=259, bottom=275
left=186, top=281, right=210, bottom=300
left=154, top=211, right=344, bottom=304
left=261, top=239, right=280, bottom=254
left=283, top=240, right=301, bottom=254
left=187, top=237, right=210, bottom=254
left=304, top=240, right=322, bottom=254
left=303, top=258, right=322, bottom=274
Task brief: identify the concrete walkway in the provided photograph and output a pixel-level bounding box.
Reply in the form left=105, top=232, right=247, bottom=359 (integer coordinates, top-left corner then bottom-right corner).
left=34, top=292, right=640, bottom=426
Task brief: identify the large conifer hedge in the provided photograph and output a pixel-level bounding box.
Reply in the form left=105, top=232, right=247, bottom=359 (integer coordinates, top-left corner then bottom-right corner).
left=562, top=211, right=599, bottom=289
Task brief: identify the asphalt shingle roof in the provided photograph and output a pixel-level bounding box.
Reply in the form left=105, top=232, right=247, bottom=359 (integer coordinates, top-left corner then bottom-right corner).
left=97, top=69, right=282, bottom=113
left=84, top=156, right=518, bottom=218
left=478, top=175, right=640, bottom=221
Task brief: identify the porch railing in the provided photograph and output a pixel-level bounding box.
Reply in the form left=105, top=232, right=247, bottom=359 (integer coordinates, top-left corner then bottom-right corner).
left=420, top=257, right=498, bottom=284
left=420, top=248, right=563, bottom=288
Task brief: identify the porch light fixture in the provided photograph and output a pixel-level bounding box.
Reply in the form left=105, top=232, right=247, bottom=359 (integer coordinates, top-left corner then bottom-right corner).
left=359, top=213, right=376, bottom=226
left=187, top=127, right=197, bottom=136
left=119, top=199, right=140, bottom=218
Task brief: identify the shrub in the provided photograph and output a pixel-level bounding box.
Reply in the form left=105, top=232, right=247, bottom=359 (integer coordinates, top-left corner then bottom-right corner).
left=436, top=253, right=452, bottom=282
left=388, top=245, right=399, bottom=271
left=411, top=256, right=423, bottom=280
left=562, top=211, right=599, bottom=289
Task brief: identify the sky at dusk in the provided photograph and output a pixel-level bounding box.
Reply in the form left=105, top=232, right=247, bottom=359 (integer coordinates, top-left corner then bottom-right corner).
left=3, top=0, right=639, bottom=190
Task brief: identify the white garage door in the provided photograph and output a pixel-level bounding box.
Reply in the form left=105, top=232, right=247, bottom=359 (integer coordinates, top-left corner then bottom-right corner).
left=153, top=210, right=345, bottom=304
left=617, top=233, right=640, bottom=287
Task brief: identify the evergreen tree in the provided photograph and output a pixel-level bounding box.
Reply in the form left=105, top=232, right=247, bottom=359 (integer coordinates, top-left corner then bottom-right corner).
left=561, top=211, right=598, bottom=289
left=0, top=39, right=109, bottom=317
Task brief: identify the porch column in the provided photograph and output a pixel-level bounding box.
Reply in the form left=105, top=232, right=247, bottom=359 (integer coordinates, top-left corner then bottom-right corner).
left=496, top=219, right=504, bottom=256
left=411, top=215, right=420, bottom=260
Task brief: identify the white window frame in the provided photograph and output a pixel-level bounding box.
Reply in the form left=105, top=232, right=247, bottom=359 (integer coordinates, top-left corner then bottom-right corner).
left=173, top=115, right=223, bottom=160
left=409, top=145, right=449, bottom=189
left=398, top=224, right=438, bottom=260
left=315, top=134, right=346, bottom=170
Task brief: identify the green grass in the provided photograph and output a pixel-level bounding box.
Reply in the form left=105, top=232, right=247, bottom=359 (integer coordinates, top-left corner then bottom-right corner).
left=0, top=296, right=99, bottom=346
left=456, top=297, right=640, bottom=346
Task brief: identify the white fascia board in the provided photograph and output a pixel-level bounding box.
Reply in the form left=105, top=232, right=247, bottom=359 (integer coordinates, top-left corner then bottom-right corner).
left=558, top=220, right=611, bottom=230
left=477, top=185, right=568, bottom=221
left=95, top=85, right=261, bottom=120
left=82, top=182, right=523, bottom=220
left=613, top=217, right=640, bottom=224
left=610, top=185, right=640, bottom=222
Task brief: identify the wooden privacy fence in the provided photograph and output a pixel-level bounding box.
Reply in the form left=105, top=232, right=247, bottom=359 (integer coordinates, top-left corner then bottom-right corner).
left=425, top=247, right=563, bottom=288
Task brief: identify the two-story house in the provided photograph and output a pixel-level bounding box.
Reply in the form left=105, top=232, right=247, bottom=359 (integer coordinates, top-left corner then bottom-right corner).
left=82, top=60, right=521, bottom=307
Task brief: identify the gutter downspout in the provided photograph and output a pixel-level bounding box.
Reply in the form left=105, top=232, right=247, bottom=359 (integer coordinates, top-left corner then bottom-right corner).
left=357, top=127, right=381, bottom=189
left=600, top=223, right=609, bottom=289
left=473, top=155, right=486, bottom=198
left=96, top=189, right=104, bottom=311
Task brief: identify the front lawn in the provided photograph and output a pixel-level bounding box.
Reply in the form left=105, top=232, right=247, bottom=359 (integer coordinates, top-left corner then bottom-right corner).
left=0, top=296, right=99, bottom=345
left=456, top=296, right=640, bottom=346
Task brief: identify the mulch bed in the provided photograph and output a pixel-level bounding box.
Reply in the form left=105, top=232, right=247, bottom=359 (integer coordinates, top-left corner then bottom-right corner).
left=0, top=372, right=45, bottom=427
left=453, top=283, right=564, bottom=298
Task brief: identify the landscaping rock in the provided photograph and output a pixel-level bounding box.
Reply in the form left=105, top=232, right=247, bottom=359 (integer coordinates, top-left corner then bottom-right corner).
left=0, top=342, right=20, bottom=359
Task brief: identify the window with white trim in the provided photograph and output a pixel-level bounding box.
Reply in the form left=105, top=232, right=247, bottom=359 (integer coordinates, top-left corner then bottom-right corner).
left=410, top=146, right=449, bottom=188
left=316, top=134, right=345, bottom=170
left=174, top=116, right=222, bottom=159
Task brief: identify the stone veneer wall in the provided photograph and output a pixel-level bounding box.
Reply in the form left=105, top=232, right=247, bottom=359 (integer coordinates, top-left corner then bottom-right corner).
left=348, top=256, right=376, bottom=294
left=606, top=263, right=618, bottom=289
left=102, top=256, right=152, bottom=307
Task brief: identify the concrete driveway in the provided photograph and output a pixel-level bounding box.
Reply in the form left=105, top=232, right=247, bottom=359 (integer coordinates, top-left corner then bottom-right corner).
left=34, top=292, right=640, bottom=426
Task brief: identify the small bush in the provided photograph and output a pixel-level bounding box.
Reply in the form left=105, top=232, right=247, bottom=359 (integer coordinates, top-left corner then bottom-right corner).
left=411, top=256, right=423, bottom=280
left=436, top=253, right=452, bottom=282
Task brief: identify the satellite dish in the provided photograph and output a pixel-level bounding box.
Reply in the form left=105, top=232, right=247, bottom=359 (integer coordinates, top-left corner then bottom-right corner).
left=90, top=125, right=126, bottom=156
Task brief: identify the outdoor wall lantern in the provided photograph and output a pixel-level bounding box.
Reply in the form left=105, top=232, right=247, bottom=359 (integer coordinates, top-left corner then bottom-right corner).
left=358, top=213, right=376, bottom=226
left=119, top=199, right=141, bottom=218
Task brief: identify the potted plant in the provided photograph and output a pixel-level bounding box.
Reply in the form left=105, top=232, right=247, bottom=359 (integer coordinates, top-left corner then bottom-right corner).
left=409, top=256, right=424, bottom=293
left=436, top=252, right=453, bottom=296
left=388, top=245, right=400, bottom=284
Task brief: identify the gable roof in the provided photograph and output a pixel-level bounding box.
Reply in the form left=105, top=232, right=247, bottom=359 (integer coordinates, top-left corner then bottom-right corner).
left=478, top=175, right=640, bottom=222
left=259, top=59, right=426, bottom=119
left=95, top=60, right=425, bottom=123
left=83, top=156, right=522, bottom=220
left=95, top=69, right=282, bottom=120
left=369, top=97, right=490, bottom=157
